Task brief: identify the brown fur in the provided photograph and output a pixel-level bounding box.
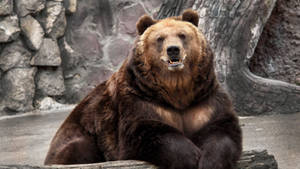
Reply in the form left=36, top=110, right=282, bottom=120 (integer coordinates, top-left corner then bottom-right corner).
left=45, top=10, right=242, bottom=169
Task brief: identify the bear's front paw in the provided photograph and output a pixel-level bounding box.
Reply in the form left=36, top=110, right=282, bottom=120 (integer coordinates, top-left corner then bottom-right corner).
left=157, top=134, right=201, bottom=169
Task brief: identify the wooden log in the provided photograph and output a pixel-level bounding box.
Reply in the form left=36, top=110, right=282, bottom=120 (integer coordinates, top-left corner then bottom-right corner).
left=0, top=150, right=278, bottom=169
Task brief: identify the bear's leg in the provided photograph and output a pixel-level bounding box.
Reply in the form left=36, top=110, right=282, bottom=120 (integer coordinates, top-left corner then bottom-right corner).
left=119, top=120, right=201, bottom=169
left=191, top=117, right=242, bottom=169
left=44, top=125, right=105, bottom=165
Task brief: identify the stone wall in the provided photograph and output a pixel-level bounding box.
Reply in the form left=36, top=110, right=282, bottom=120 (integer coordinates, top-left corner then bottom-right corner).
left=0, top=0, right=172, bottom=115
left=0, top=0, right=71, bottom=115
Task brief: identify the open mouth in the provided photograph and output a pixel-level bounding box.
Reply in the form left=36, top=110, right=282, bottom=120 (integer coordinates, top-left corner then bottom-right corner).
left=167, top=58, right=184, bottom=68
left=160, top=57, right=185, bottom=71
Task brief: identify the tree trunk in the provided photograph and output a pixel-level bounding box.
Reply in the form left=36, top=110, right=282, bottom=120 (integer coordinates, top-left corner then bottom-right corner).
left=157, top=0, right=300, bottom=115
left=191, top=0, right=300, bottom=116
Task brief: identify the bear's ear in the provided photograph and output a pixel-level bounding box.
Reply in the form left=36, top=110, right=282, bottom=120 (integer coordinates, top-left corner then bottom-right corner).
left=182, top=9, right=199, bottom=27
left=136, top=15, right=156, bottom=35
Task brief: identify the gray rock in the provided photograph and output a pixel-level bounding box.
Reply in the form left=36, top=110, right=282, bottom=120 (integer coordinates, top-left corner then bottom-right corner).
left=0, top=39, right=31, bottom=72
left=0, top=69, right=2, bottom=92
left=0, top=15, right=20, bottom=43
left=295, top=77, right=300, bottom=86
left=1, top=67, right=37, bottom=112
left=15, top=0, right=45, bottom=17
left=106, top=37, right=132, bottom=67
left=42, top=1, right=66, bottom=38
left=58, top=37, right=81, bottom=71
left=50, top=7, right=66, bottom=39
left=30, top=38, right=61, bottom=66
left=0, top=0, right=13, bottom=16
left=119, top=3, right=146, bottom=35
left=141, top=0, right=162, bottom=14
left=20, top=15, right=44, bottom=50
left=35, top=67, right=65, bottom=96
left=64, top=0, right=77, bottom=14
left=62, top=64, right=113, bottom=103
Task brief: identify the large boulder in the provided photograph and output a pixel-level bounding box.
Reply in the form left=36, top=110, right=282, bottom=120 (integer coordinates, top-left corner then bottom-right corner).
left=106, top=37, right=132, bottom=67
left=20, top=15, right=44, bottom=50
left=35, top=67, right=65, bottom=96
left=118, top=3, right=146, bottom=35
left=40, top=1, right=67, bottom=39
left=1, top=68, right=37, bottom=113
left=0, top=39, right=31, bottom=72
left=15, top=0, right=45, bottom=17
left=0, top=0, right=13, bottom=16
left=30, top=38, right=61, bottom=66
left=0, top=15, right=20, bottom=43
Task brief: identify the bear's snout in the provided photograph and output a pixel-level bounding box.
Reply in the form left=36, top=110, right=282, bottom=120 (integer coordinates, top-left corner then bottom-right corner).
left=167, top=46, right=180, bottom=60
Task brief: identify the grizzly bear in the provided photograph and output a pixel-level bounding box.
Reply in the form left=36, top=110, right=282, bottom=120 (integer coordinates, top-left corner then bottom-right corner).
left=44, top=9, right=242, bottom=169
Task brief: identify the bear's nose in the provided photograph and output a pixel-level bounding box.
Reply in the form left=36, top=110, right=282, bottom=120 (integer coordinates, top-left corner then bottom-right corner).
left=167, top=46, right=180, bottom=57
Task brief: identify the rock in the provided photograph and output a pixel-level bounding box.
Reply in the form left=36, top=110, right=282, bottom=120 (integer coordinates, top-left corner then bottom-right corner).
left=64, top=0, right=77, bottom=14
left=0, top=69, right=2, bottom=89
left=49, top=7, right=66, bottom=39
left=35, top=67, right=65, bottom=96
left=15, top=0, right=45, bottom=17
left=119, top=3, right=146, bottom=35
left=0, top=0, right=13, bottom=16
left=0, top=15, right=20, bottom=43
left=295, top=77, right=300, bottom=86
left=58, top=37, right=80, bottom=70
left=106, top=38, right=132, bottom=67
left=20, top=15, right=44, bottom=50
left=30, top=38, right=61, bottom=66
left=42, top=1, right=66, bottom=38
left=62, top=65, right=113, bottom=103
left=1, top=68, right=37, bottom=113
left=141, top=0, right=162, bottom=14
left=0, top=150, right=278, bottom=169
left=36, top=97, right=66, bottom=111
left=0, top=39, right=31, bottom=72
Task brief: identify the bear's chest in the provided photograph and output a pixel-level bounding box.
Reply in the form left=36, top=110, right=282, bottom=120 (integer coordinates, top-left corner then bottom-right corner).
left=155, top=105, right=213, bottom=136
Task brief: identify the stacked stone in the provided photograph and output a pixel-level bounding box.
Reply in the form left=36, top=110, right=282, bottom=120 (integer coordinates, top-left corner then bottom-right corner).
left=0, top=0, right=77, bottom=115
left=0, top=0, right=166, bottom=115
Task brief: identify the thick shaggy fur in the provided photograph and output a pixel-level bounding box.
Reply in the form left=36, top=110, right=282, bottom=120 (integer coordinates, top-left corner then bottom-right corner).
left=45, top=10, right=242, bottom=169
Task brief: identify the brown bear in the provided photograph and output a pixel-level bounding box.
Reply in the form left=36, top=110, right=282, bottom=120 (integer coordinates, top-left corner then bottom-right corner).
left=44, top=9, right=242, bottom=169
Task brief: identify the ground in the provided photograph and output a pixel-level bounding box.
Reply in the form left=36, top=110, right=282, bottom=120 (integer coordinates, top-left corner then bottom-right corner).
left=0, top=109, right=299, bottom=169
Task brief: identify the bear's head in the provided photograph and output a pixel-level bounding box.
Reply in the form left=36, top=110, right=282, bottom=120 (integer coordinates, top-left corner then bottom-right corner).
left=135, top=9, right=212, bottom=73
left=130, top=9, right=217, bottom=109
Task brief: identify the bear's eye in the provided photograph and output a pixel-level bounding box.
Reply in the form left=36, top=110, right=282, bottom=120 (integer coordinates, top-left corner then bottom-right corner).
left=178, top=33, right=186, bottom=40
left=157, top=36, right=165, bottom=43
